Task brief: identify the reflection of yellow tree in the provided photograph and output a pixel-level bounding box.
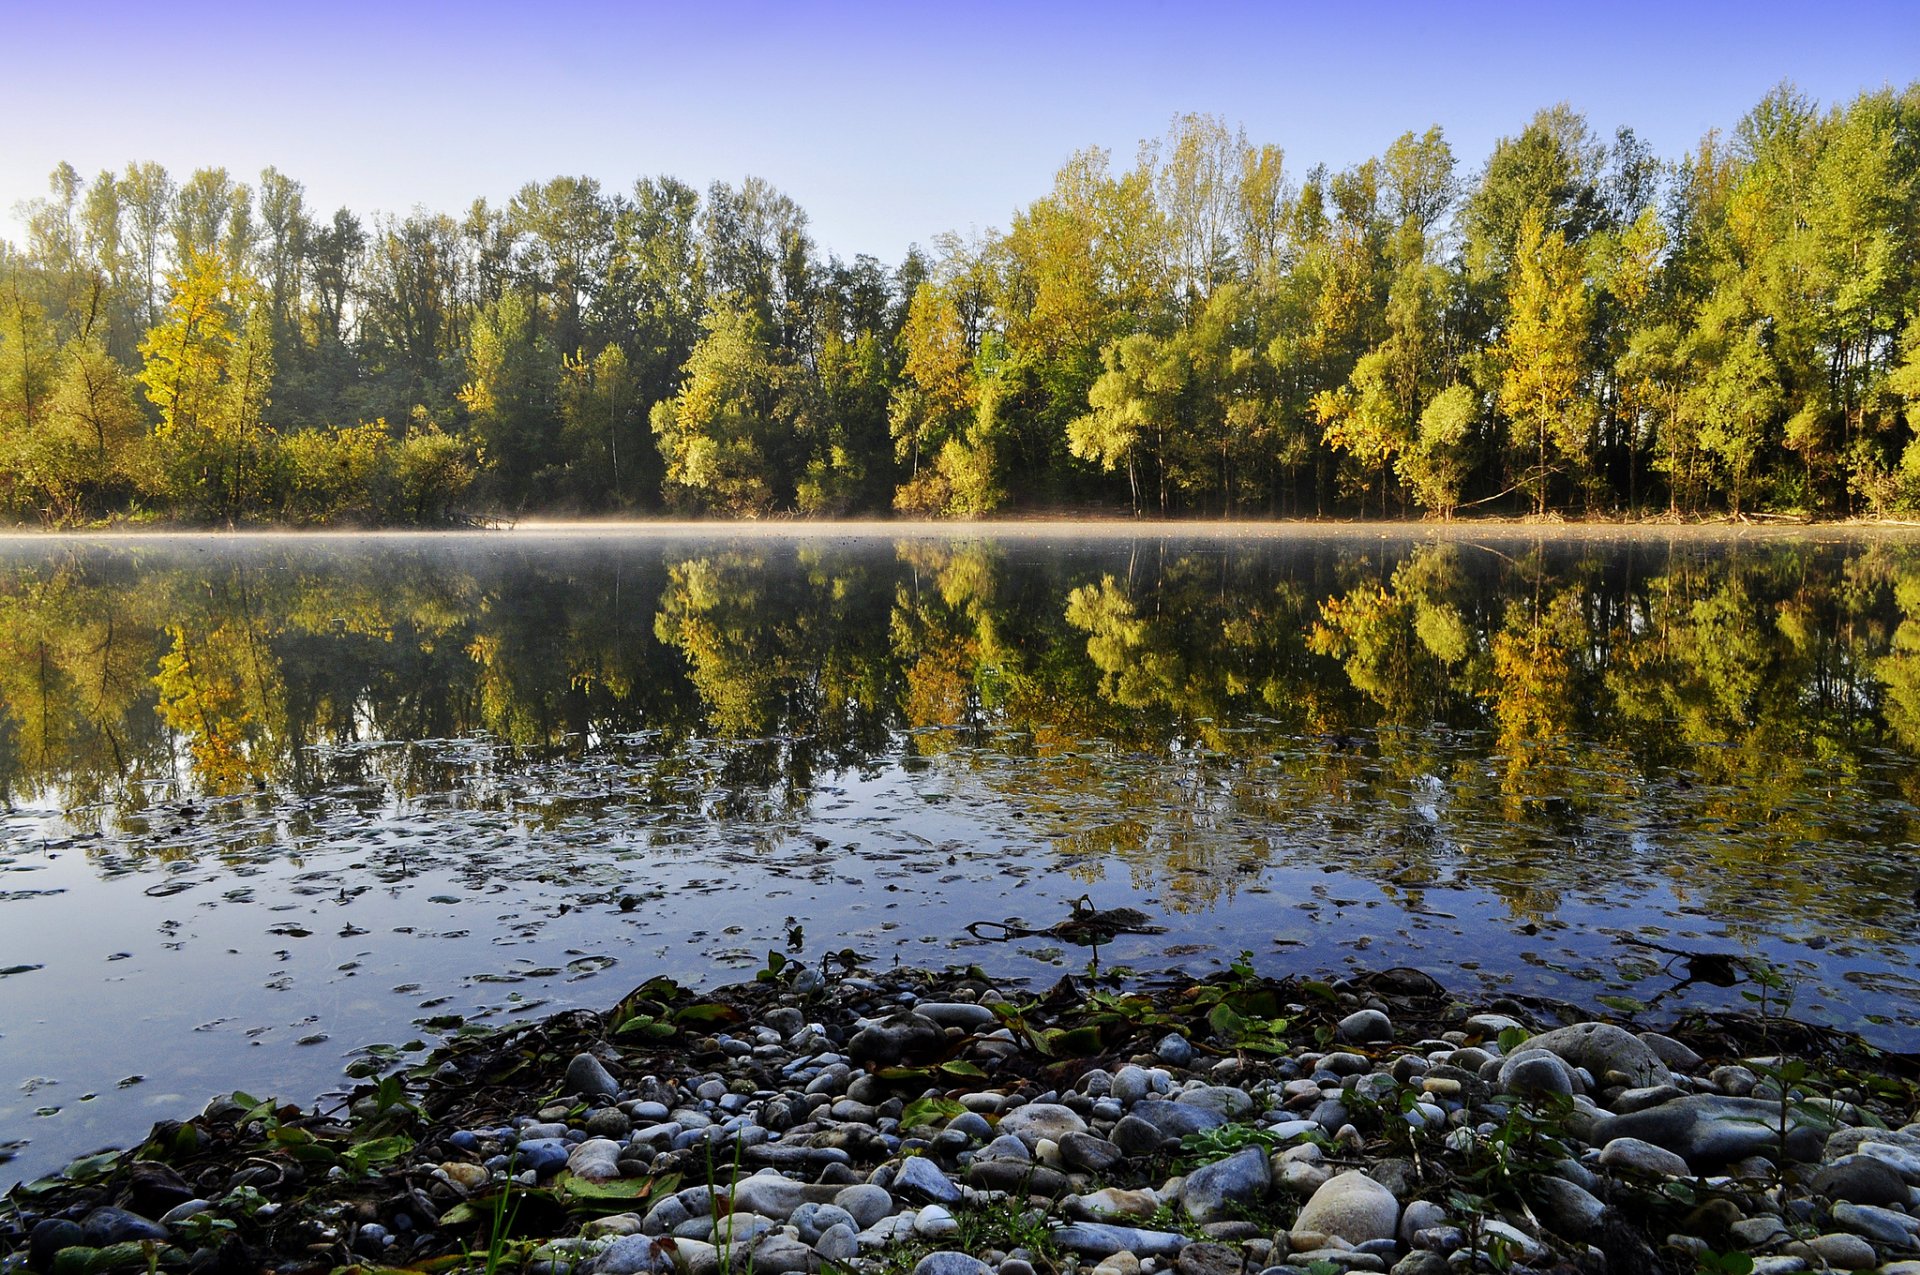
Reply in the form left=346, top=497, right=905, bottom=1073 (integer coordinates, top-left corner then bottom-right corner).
left=1488, top=589, right=1584, bottom=809
left=1308, top=545, right=1475, bottom=724
left=0, top=563, right=167, bottom=808
left=152, top=619, right=285, bottom=792
left=1878, top=566, right=1920, bottom=756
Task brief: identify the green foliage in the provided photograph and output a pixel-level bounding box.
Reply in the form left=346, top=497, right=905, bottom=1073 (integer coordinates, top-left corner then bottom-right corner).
left=5, top=87, right=1920, bottom=523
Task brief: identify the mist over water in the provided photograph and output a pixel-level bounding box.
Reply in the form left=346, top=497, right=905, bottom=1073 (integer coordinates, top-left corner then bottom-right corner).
left=3, top=525, right=1919, bottom=1187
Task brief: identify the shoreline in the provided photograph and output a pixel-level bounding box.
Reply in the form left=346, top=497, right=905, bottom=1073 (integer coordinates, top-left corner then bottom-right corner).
left=2, top=513, right=1920, bottom=543
left=6, top=960, right=1920, bottom=1275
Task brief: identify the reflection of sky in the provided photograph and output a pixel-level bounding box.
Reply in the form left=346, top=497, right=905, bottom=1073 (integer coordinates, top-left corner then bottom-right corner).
left=3, top=0, right=1918, bottom=263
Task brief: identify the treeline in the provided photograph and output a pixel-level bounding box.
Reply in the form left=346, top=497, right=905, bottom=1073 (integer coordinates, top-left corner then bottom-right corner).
left=3, top=83, right=1920, bottom=524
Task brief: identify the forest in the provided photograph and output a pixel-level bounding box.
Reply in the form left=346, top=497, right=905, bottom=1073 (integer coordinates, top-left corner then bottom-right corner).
left=2, top=83, right=1919, bottom=525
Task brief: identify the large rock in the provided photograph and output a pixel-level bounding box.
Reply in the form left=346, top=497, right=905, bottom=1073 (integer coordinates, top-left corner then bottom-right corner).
left=1593, top=1095, right=1829, bottom=1167
left=1292, top=1171, right=1400, bottom=1245
left=80, top=1208, right=169, bottom=1246
left=847, top=1012, right=945, bottom=1065
left=726, top=1170, right=841, bottom=1220
left=911, top=1255, right=994, bottom=1275
left=565, top=1052, right=622, bottom=1100
left=1519, top=1023, right=1671, bottom=1087
left=566, top=1137, right=624, bottom=1182
left=1059, top=1132, right=1124, bottom=1174
left=998, top=1102, right=1088, bottom=1146
left=601, top=1235, right=718, bottom=1275
left=1177, top=1086, right=1257, bottom=1118
left=1496, top=1050, right=1576, bottom=1098
left=832, top=1184, right=894, bottom=1230
left=1050, top=1223, right=1191, bottom=1258
left=1813, top=1156, right=1912, bottom=1207
left=1180, top=1146, right=1271, bottom=1222
left=1531, top=1176, right=1604, bottom=1241
left=1113, top=1099, right=1229, bottom=1153
left=1338, top=1009, right=1394, bottom=1043
left=893, top=1154, right=964, bottom=1205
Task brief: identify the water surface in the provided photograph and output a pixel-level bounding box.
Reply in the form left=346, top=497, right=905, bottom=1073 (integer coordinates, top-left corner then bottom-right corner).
left=3, top=524, right=1920, bottom=1186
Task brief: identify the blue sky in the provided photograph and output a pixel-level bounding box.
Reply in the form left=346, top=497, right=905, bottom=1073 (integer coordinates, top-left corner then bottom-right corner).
left=3, top=0, right=1917, bottom=264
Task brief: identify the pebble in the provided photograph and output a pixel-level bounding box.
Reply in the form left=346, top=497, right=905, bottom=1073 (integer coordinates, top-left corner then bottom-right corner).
left=1180, top=1146, right=1270, bottom=1222
left=1292, top=1172, right=1399, bottom=1245
left=1337, top=1010, right=1393, bottom=1043
left=894, top=1154, right=964, bottom=1205
left=564, top=1053, right=621, bottom=1101
left=1598, top=1136, right=1691, bottom=1177
left=24, top=964, right=1920, bottom=1275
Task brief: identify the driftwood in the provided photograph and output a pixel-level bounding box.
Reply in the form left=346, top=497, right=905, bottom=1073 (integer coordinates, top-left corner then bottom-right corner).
left=966, top=895, right=1168, bottom=947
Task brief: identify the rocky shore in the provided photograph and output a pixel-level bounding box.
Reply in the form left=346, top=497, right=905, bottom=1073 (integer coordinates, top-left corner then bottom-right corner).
left=6, top=959, right=1920, bottom=1275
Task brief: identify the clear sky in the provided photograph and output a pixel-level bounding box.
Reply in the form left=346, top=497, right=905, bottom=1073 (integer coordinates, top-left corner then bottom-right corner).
left=2, top=0, right=1917, bottom=265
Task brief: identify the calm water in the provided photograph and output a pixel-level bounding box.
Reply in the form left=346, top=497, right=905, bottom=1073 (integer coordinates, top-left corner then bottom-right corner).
left=3, top=524, right=1920, bottom=1186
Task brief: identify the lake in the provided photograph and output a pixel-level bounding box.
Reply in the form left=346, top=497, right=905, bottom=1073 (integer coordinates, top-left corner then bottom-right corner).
left=2, top=523, right=1919, bottom=1187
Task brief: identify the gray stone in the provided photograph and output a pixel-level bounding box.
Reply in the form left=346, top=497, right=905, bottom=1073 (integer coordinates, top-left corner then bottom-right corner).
left=1397, top=1200, right=1447, bottom=1248
left=81, top=1208, right=169, bottom=1246
left=1050, top=1223, right=1191, bottom=1258
left=791, top=1203, right=857, bottom=1245
left=814, top=1222, right=858, bottom=1262
left=914, top=1204, right=961, bottom=1239
left=1310, top=1098, right=1350, bottom=1132
left=1520, top=1022, right=1672, bottom=1087
left=1730, top=1216, right=1791, bottom=1246
left=916, top=1002, right=997, bottom=1029
left=1178, top=1086, right=1256, bottom=1118
left=1782, top=1233, right=1878, bottom=1269
left=1831, top=1202, right=1920, bottom=1246
left=567, top=1137, right=625, bottom=1182
left=1292, top=1171, right=1400, bottom=1245
left=895, top=1154, right=964, bottom=1205
left=1710, top=1065, right=1759, bottom=1096
left=1174, top=1241, right=1245, bottom=1275
left=1612, top=1084, right=1686, bottom=1114
left=1532, top=1176, right=1604, bottom=1240
left=1289, top=1251, right=1386, bottom=1272
left=565, top=1053, right=622, bottom=1100
left=1181, top=1146, right=1272, bottom=1222
left=1066, top=1187, right=1162, bottom=1220
left=998, top=1102, right=1088, bottom=1146
left=1389, top=1253, right=1450, bottom=1275
left=1497, top=1050, right=1575, bottom=1098
left=1156, top=1033, right=1195, bottom=1067
left=832, top=1184, right=895, bottom=1230
left=1749, top=1261, right=1811, bottom=1275
left=978, top=1132, right=1032, bottom=1161
left=1338, top=1010, right=1393, bottom=1043
left=847, top=1012, right=945, bottom=1065
left=30, top=1219, right=84, bottom=1268
left=727, top=1171, right=840, bottom=1220
left=912, top=1254, right=995, bottom=1275
left=1814, top=1156, right=1912, bottom=1207
left=601, top=1235, right=717, bottom=1275
left=1113, top=1102, right=1227, bottom=1153
left=1593, top=1094, right=1829, bottom=1167
left=945, top=1111, right=993, bottom=1140
left=748, top=1235, right=815, bottom=1274
left=1637, top=1031, right=1704, bottom=1070
left=965, top=1159, right=1069, bottom=1196
left=1059, top=1132, right=1124, bottom=1174
left=1110, top=1065, right=1154, bottom=1104
left=586, top=1107, right=633, bottom=1139
left=1598, top=1136, right=1691, bottom=1177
